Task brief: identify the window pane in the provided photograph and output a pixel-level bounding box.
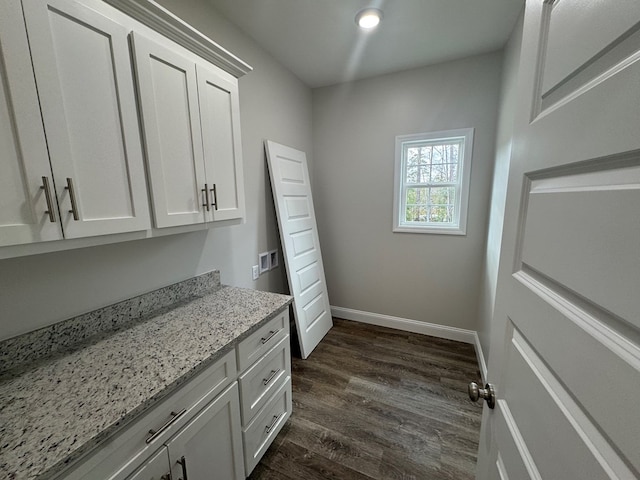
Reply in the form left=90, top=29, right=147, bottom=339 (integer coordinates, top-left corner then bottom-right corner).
left=405, top=205, right=428, bottom=222
left=429, top=205, right=453, bottom=223
left=406, top=165, right=418, bottom=183
left=430, top=159, right=459, bottom=183
left=420, top=146, right=432, bottom=165
left=429, top=187, right=455, bottom=205
left=406, top=187, right=428, bottom=205
left=406, top=147, right=421, bottom=167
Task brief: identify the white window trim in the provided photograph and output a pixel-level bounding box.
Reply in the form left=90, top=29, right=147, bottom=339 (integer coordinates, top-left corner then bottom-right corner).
left=393, top=128, right=474, bottom=235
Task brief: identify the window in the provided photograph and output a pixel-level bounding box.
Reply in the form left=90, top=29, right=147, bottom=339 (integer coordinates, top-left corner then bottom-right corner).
left=393, top=128, right=473, bottom=235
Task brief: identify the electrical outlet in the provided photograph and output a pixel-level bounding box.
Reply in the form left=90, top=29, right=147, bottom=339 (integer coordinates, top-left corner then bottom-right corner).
left=252, top=265, right=259, bottom=280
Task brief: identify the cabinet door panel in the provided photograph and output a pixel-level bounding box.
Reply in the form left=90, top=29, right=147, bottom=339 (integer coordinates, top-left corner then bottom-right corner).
left=22, top=0, right=150, bottom=238
left=167, top=383, right=244, bottom=480
left=0, top=1, right=63, bottom=246
left=197, top=65, right=246, bottom=221
left=126, top=448, right=170, bottom=480
left=132, top=33, right=206, bottom=228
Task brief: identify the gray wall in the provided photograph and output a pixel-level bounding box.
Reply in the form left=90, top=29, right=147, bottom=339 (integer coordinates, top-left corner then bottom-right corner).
left=476, top=12, right=524, bottom=364
left=312, top=53, right=502, bottom=330
left=0, top=0, right=312, bottom=341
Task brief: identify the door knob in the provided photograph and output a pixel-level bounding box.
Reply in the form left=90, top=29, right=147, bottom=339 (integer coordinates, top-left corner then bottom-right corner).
left=468, top=382, right=496, bottom=409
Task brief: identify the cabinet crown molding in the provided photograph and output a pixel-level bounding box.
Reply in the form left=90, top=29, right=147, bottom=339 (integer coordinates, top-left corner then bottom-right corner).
left=103, top=0, right=253, bottom=77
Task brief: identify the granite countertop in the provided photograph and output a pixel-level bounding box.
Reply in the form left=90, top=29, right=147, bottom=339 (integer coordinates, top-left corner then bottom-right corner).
left=0, top=281, right=292, bottom=479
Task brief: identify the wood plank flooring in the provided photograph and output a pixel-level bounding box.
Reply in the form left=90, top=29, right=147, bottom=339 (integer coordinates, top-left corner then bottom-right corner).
left=248, top=318, right=484, bottom=480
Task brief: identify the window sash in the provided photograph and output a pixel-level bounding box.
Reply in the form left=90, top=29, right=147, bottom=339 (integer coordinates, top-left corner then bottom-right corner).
left=400, top=139, right=464, bottom=226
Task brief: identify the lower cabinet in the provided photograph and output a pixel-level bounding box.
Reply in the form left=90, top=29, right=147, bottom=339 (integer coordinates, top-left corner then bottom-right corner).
left=128, top=383, right=244, bottom=480
left=237, top=311, right=292, bottom=475
left=56, top=309, right=292, bottom=480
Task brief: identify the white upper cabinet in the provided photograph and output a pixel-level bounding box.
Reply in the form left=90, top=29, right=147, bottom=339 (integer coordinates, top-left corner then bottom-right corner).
left=133, top=32, right=246, bottom=228
left=0, top=0, right=249, bottom=254
left=0, top=1, right=63, bottom=247
left=132, top=32, right=207, bottom=228
left=197, top=65, right=246, bottom=222
left=22, top=0, right=151, bottom=239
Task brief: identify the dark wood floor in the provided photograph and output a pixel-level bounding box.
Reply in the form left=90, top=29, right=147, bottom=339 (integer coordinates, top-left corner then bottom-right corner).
left=248, top=318, right=483, bottom=480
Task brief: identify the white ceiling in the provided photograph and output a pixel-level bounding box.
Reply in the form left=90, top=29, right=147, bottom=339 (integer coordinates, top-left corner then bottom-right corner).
left=208, top=0, right=525, bottom=88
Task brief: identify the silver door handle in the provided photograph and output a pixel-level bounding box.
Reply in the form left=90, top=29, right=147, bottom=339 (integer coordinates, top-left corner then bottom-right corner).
left=40, top=176, right=57, bottom=223
left=65, top=177, right=80, bottom=220
left=210, top=184, right=218, bottom=211
left=468, top=382, right=496, bottom=409
left=202, top=184, right=210, bottom=212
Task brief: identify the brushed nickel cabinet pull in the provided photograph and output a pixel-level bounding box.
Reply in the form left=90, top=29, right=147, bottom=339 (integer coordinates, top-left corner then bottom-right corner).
left=202, top=183, right=210, bottom=212
left=65, top=177, right=79, bottom=220
left=146, top=408, right=187, bottom=444
left=40, top=176, right=57, bottom=223
left=210, top=184, right=218, bottom=211
left=265, top=413, right=282, bottom=434
left=262, top=369, right=280, bottom=386
left=260, top=329, right=279, bottom=345
left=177, top=455, right=189, bottom=480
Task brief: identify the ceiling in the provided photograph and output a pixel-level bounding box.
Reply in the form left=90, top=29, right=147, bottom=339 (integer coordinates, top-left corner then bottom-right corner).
left=208, top=0, right=524, bottom=88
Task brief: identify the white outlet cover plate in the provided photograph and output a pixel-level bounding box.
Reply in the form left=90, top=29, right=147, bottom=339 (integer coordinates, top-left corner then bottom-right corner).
left=252, top=265, right=260, bottom=280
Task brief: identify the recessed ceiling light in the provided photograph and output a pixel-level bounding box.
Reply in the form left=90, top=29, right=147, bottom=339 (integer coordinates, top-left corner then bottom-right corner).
left=355, top=8, right=383, bottom=30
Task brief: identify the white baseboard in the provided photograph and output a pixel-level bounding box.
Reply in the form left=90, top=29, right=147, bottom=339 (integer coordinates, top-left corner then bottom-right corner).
left=330, top=306, right=476, bottom=344
left=473, top=332, right=488, bottom=383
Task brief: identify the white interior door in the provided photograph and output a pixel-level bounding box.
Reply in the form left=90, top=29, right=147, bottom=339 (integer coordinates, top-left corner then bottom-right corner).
left=23, top=0, right=150, bottom=238
left=477, top=1, right=640, bottom=478
left=0, top=0, right=63, bottom=247
left=265, top=141, right=333, bottom=359
left=132, top=32, right=206, bottom=228
left=196, top=65, right=246, bottom=222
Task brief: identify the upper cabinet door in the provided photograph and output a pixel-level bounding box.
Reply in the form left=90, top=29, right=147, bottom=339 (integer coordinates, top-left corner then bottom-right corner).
left=132, top=32, right=207, bottom=228
left=22, top=0, right=150, bottom=239
left=196, top=66, right=246, bottom=222
left=0, top=1, right=63, bottom=247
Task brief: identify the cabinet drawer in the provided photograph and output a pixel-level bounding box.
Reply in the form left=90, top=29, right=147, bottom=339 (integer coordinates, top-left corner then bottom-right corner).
left=237, top=309, right=288, bottom=371
left=239, top=335, right=290, bottom=424
left=57, top=350, right=236, bottom=480
left=242, top=377, right=292, bottom=475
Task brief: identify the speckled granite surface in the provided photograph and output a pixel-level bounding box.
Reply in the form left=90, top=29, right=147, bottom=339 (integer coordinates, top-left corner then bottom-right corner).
left=0, top=271, right=221, bottom=374
left=0, top=276, right=292, bottom=479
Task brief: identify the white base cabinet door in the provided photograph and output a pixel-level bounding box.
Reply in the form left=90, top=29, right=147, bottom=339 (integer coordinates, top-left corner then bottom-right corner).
left=165, top=383, right=245, bottom=480
left=0, top=0, right=63, bottom=247
left=22, top=0, right=151, bottom=238
left=126, top=448, right=171, bottom=480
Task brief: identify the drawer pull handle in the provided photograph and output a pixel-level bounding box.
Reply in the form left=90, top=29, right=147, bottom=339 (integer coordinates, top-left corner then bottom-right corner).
left=177, top=455, right=189, bottom=480
left=146, top=408, right=187, bottom=444
left=260, top=329, right=279, bottom=344
left=265, top=413, right=282, bottom=434
left=262, top=369, right=280, bottom=386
